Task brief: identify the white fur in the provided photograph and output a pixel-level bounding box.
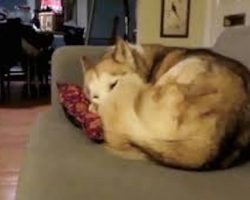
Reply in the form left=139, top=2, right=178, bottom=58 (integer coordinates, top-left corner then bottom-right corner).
left=88, top=73, right=122, bottom=105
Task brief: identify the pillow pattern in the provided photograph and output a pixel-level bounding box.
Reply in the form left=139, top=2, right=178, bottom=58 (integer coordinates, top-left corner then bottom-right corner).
left=57, top=83, right=104, bottom=143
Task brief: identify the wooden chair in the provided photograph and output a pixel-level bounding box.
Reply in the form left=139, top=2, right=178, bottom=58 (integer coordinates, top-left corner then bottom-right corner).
left=0, top=18, right=22, bottom=101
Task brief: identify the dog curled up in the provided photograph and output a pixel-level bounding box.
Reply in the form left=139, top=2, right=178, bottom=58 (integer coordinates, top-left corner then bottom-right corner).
left=81, top=38, right=250, bottom=170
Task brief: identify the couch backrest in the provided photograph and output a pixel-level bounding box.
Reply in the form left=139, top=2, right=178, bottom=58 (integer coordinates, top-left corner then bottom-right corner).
left=212, top=26, right=250, bottom=69
left=51, top=46, right=107, bottom=113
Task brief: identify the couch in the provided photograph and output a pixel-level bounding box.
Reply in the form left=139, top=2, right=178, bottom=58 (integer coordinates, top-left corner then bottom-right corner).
left=16, top=27, right=250, bottom=200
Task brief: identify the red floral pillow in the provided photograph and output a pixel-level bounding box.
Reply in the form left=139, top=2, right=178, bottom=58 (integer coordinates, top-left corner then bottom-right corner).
left=57, top=83, right=104, bottom=143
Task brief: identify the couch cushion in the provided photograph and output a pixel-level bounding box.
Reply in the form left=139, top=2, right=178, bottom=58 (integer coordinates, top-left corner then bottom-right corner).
left=17, top=111, right=250, bottom=200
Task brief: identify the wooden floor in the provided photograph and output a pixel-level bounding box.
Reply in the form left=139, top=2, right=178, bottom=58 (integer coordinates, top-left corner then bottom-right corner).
left=0, top=82, right=50, bottom=200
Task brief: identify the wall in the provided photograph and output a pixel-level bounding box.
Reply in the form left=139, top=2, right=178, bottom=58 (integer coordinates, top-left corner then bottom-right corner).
left=137, top=0, right=207, bottom=47
left=0, top=0, right=27, bottom=10
left=206, top=0, right=250, bottom=46
left=27, top=0, right=40, bottom=11
left=77, top=0, right=87, bottom=28
left=27, top=0, right=35, bottom=11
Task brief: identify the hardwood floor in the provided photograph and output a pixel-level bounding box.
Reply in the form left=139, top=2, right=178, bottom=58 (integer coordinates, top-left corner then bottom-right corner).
left=0, top=82, right=50, bottom=200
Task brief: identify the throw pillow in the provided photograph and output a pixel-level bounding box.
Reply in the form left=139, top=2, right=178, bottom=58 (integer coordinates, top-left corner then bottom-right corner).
left=57, top=83, right=104, bottom=143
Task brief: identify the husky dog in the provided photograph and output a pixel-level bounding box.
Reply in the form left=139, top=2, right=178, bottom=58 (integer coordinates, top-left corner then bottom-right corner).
left=81, top=39, right=250, bottom=170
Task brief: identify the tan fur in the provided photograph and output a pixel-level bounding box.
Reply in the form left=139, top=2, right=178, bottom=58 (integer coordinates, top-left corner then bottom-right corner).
left=82, top=39, right=250, bottom=170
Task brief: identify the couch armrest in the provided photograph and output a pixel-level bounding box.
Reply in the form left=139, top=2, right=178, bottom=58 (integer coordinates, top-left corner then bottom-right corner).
left=212, top=26, right=250, bottom=69
left=51, top=45, right=107, bottom=113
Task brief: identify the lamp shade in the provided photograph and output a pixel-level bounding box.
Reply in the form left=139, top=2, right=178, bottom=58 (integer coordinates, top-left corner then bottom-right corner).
left=41, top=0, right=62, bottom=13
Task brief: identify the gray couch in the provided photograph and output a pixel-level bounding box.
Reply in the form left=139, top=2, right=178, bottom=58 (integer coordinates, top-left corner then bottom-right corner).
left=17, top=27, right=250, bottom=200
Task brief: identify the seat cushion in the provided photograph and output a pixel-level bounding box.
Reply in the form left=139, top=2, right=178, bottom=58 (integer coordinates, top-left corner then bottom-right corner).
left=17, top=111, right=250, bottom=200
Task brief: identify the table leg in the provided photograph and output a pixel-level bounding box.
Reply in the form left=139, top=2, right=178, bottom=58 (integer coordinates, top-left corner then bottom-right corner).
left=0, top=68, right=6, bottom=101
left=26, top=58, right=31, bottom=97
left=33, top=61, right=40, bottom=97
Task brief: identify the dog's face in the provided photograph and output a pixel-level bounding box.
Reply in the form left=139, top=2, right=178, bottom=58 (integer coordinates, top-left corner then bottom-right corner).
left=84, top=62, right=126, bottom=106
left=81, top=39, right=138, bottom=111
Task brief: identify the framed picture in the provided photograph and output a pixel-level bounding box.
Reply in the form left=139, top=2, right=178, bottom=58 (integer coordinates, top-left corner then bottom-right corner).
left=160, top=0, right=191, bottom=38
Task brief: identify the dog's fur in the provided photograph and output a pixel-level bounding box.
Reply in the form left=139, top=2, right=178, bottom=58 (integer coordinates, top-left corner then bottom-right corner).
left=82, top=39, right=250, bottom=170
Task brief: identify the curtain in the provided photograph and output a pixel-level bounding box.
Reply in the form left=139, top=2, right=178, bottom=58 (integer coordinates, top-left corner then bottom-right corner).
left=63, top=0, right=77, bottom=22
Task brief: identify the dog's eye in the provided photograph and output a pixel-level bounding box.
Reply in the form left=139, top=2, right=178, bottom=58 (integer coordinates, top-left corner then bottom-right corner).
left=109, top=80, right=118, bottom=90
left=92, top=94, right=99, bottom=99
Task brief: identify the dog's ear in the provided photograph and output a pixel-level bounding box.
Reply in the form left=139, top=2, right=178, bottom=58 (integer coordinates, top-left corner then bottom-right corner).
left=113, top=37, right=134, bottom=65
left=80, top=56, right=94, bottom=73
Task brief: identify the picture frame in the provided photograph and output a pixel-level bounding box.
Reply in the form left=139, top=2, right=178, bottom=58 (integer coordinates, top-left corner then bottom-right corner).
left=160, top=0, right=191, bottom=38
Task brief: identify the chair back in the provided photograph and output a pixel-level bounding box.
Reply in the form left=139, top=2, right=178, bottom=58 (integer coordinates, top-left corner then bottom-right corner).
left=0, top=18, right=22, bottom=66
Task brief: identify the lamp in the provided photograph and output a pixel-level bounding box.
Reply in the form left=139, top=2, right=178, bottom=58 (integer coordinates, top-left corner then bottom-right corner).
left=41, top=0, right=63, bottom=14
